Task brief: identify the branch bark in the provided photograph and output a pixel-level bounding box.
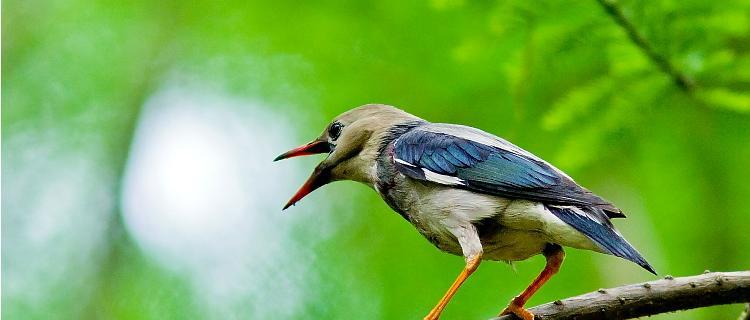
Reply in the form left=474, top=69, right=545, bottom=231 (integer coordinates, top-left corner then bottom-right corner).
left=493, top=271, right=750, bottom=320
left=595, top=0, right=695, bottom=91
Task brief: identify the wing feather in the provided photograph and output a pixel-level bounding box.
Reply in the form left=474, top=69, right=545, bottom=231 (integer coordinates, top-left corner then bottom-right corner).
left=392, top=126, right=621, bottom=216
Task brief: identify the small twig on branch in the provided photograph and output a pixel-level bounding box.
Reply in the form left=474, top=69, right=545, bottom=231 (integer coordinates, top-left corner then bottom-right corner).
left=595, top=0, right=695, bottom=91
left=493, top=271, right=750, bottom=320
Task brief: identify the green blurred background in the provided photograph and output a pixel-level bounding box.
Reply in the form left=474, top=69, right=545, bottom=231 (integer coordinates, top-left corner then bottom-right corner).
left=3, top=0, right=750, bottom=319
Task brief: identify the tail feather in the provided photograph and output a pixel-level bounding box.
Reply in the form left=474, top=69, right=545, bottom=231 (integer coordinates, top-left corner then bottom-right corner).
left=546, top=205, right=656, bottom=274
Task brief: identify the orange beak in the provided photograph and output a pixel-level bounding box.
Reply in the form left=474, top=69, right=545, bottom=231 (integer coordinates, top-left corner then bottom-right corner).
left=274, top=139, right=331, bottom=210
left=273, top=139, right=330, bottom=161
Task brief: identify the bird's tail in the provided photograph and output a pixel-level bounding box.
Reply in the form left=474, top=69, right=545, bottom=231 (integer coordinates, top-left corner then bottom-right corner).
left=546, top=205, right=656, bottom=275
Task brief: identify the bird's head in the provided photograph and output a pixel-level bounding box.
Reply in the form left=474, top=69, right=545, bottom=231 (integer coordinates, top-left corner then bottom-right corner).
left=274, top=104, right=420, bottom=209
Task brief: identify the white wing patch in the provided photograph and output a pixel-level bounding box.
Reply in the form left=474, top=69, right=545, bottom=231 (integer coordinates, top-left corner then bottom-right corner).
left=395, top=156, right=466, bottom=186
left=394, top=158, right=416, bottom=167
left=423, top=169, right=466, bottom=185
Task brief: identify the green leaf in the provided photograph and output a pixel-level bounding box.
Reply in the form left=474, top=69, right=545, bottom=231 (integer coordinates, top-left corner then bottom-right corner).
left=697, top=88, right=750, bottom=112
left=543, top=78, right=614, bottom=131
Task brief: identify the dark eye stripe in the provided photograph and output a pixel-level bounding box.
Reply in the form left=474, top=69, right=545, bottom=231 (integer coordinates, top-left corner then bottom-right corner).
left=329, top=122, right=343, bottom=140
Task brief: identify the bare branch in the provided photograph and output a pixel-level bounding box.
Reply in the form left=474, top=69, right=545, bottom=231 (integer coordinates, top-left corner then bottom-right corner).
left=493, top=271, right=750, bottom=320
left=595, top=0, right=695, bottom=91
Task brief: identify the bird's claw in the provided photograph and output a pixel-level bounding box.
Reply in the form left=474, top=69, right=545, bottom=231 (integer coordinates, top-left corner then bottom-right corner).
left=499, top=297, right=534, bottom=320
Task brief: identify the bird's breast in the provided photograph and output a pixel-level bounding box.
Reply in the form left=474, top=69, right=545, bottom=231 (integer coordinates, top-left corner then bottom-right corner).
left=374, top=145, right=560, bottom=261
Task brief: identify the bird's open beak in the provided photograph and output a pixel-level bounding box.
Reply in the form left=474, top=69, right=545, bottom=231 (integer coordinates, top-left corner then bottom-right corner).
left=281, top=164, right=329, bottom=210
left=273, top=139, right=330, bottom=161
left=274, top=139, right=332, bottom=210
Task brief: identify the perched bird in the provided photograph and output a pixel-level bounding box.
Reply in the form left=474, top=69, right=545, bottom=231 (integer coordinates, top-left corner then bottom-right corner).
left=274, top=104, right=655, bottom=320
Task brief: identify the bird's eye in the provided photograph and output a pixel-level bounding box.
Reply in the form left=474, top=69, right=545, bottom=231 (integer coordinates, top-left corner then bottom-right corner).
left=329, top=122, right=343, bottom=140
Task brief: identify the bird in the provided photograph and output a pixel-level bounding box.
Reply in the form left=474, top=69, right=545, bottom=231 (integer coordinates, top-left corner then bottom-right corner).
left=274, top=104, right=655, bottom=320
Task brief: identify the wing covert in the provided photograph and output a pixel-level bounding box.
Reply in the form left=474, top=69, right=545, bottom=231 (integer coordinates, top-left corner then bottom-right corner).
left=392, top=127, right=620, bottom=213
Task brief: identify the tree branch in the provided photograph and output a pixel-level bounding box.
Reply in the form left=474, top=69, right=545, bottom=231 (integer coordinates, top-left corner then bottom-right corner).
left=595, top=0, right=695, bottom=91
left=493, top=271, right=750, bottom=320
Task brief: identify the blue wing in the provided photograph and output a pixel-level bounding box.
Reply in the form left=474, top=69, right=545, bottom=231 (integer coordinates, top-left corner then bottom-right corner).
left=392, top=128, right=617, bottom=212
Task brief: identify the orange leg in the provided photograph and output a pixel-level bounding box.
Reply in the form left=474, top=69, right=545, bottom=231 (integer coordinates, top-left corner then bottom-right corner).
left=424, top=254, right=482, bottom=320
left=499, top=244, right=565, bottom=320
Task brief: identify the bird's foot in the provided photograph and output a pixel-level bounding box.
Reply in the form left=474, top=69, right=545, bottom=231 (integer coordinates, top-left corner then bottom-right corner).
left=499, top=297, right=534, bottom=320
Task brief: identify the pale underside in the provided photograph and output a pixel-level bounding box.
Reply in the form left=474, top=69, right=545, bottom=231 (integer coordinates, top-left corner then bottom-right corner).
left=375, top=173, right=604, bottom=263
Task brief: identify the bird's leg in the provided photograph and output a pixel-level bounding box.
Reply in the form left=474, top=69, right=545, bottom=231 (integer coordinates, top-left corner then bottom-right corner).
left=499, top=244, right=565, bottom=320
left=424, top=253, right=482, bottom=320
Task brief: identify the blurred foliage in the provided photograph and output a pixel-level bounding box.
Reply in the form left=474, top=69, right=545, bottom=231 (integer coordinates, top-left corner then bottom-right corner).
left=3, top=0, right=750, bottom=319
